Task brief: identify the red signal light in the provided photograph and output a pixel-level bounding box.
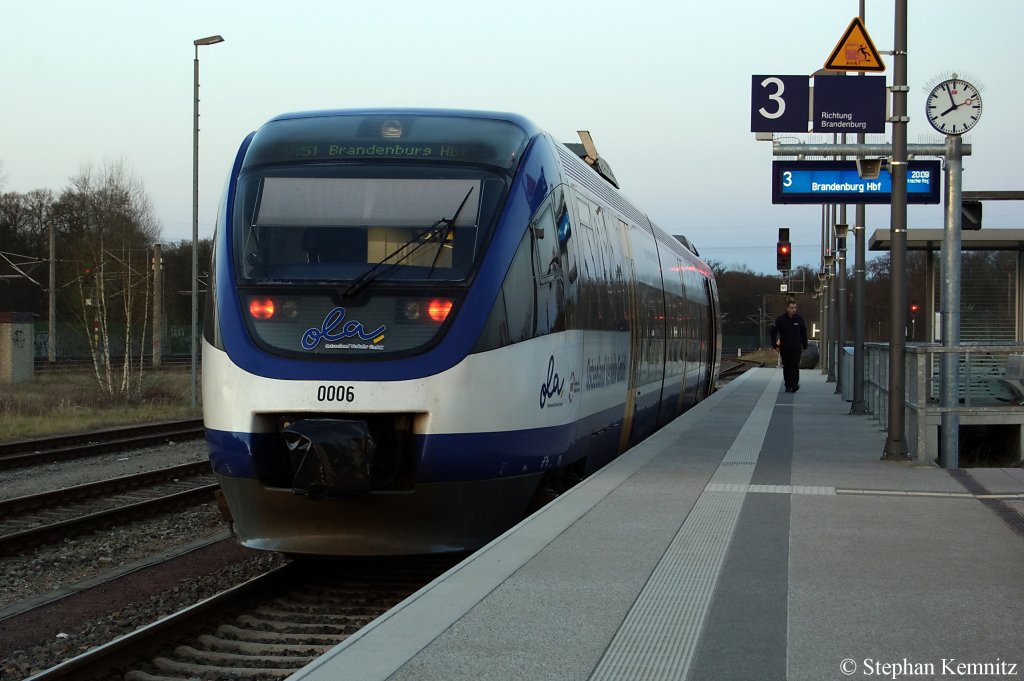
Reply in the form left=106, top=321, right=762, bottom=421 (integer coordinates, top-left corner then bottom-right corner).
left=776, top=240, right=792, bottom=271
left=249, top=297, right=276, bottom=319
left=427, top=299, right=453, bottom=322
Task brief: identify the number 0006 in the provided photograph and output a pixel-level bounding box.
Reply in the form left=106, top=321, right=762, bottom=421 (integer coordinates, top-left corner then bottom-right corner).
left=317, top=385, right=355, bottom=402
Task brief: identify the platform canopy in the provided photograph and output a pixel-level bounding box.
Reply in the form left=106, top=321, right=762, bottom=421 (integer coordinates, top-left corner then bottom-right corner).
left=869, top=228, right=1024, bottom=252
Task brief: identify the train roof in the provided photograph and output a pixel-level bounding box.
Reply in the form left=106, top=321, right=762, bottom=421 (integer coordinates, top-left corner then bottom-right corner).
left=248, top=108, right=705, bottom=264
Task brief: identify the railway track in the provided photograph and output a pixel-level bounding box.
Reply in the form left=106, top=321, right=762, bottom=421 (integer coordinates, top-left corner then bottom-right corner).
left=27, top=554, right=463, bottom=681
left=0, top=461, right=218, bottom=555
left=718, top=358, right=763, bottom=382
left=0, top=419, right=205, bottom=471
left=33, top=356, right=192, bottom=373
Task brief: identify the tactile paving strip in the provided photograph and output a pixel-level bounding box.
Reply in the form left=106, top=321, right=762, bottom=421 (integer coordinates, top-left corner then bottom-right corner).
left=589, top=370, right=782, bottom=681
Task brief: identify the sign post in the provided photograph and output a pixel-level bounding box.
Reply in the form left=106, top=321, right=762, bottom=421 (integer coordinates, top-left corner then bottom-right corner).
left=882, top=0, right=910, bottom=462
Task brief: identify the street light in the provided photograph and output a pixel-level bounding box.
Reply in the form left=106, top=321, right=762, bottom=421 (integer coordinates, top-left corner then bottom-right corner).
left=192, top=34, right=224, bottom=410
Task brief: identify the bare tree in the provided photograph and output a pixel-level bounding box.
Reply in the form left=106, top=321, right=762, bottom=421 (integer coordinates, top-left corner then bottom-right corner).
left=0, top=190, right=52, bottom=314
left=66, top=161, right=160, bottom=402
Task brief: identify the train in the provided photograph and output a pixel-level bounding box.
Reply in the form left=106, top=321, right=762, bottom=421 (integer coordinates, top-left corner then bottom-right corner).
left=202, top=109, right=721, bottom=555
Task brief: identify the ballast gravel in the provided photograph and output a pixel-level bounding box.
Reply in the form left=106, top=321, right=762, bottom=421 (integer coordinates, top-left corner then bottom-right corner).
left=0, top=438, right=288, bottom=679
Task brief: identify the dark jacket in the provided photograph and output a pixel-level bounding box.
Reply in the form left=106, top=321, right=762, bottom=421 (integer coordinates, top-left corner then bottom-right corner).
left=771, top=312, right=808, bottom=350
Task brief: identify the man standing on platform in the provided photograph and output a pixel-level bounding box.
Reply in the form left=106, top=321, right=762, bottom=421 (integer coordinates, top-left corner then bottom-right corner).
left=770, top=299, right=808, bottom=393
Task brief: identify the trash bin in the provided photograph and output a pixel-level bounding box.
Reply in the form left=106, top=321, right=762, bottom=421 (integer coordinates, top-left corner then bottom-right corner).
left=799, top=342, right=820, bottom=370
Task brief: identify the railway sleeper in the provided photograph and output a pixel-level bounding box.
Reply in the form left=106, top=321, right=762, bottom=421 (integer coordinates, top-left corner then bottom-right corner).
left=123, top=671, right=195, bottom=681
left=291, top=582, right=421, bottom=597
left=253, top=605, right=374, bottom=622
left=151, top=655, right=295, bottom=678
left=217, top=624, right=346, bottom=644
left=197, top=633, right=333, bottom=655
left=173, top=644, right=317, bottom=666
left=235, top=614, right=362, bottom=634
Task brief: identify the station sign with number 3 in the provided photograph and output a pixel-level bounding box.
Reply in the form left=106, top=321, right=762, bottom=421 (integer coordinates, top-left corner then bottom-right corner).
left=750, top=75, right=810, bottom=133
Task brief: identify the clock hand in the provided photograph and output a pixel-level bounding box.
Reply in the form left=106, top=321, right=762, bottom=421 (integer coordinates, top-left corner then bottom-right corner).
left=939, top=103, right=959, bottom=116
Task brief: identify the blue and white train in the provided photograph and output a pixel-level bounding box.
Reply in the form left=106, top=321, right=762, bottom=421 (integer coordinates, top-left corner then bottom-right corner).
left=203, top=109, right=720, bottom=555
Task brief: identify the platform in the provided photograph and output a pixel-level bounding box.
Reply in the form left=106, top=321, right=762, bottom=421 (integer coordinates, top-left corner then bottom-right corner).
left=292, top=368, right=1024, bottom=681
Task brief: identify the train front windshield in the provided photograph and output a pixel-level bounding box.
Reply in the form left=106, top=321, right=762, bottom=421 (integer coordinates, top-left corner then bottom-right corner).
left=231, top=113, right=528, bottom=358
left=237, top=172, right=502, bottom=284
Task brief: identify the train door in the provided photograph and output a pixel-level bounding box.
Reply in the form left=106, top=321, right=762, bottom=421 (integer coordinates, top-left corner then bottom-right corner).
left=702, top=277, right=719, bottom=395
left=644, top=235, right=668, bottom=427
left=687, top=276, right=718, bottom=403
left=572, top=194, right=618, bottom=473
left=690, top=293, right=706, bottom=406
left=616, top=218, right=641, bottom=454
left=675, top=260, right=691, bottom=414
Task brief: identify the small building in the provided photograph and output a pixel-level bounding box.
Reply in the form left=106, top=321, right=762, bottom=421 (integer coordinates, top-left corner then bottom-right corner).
left=0, top=312, right=35, bottom=383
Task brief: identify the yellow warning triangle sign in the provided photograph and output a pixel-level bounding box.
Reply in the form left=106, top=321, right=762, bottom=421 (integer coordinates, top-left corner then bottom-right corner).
left=824, top=17, right=886, bottom=72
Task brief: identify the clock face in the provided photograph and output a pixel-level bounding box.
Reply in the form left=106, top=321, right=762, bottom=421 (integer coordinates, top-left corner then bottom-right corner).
left=926, top=79, right=982, bottom=135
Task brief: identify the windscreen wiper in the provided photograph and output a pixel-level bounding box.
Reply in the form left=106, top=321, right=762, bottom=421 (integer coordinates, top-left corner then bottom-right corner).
left=342, top=187, right=474, bottom=298
left=427, top=187, right=474, bottom=277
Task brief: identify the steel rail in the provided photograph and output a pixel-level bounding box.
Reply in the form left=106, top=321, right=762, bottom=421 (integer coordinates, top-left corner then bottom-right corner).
left=23, top=563, right=300, bottom=681
left=0, top=461, right=213, bottom=517
left=0, top=474, right=219, bottom=555
left=0, top=419, right=204, bottom=470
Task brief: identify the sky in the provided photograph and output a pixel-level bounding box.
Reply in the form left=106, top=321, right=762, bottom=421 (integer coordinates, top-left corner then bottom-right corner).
left=2, top=0, right=1021, bottom=275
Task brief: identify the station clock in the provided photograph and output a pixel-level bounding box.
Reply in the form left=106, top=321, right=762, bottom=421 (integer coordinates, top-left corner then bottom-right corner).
left=925, top=78, right=982, bottom=135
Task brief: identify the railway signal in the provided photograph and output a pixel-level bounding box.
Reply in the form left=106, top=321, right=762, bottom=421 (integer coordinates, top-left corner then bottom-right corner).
left=777, top=228, right=792, bottom=272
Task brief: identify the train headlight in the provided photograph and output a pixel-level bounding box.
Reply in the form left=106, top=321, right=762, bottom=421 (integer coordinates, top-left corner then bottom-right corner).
left=249, top=297, right=276, bottom=319
left=403, top=302, right=422, bottom=321
left=399, top=298, right=453, bottom=323
left=380, top=120, right=403, bottom=138
left=427, top=299, right=453, bottom=322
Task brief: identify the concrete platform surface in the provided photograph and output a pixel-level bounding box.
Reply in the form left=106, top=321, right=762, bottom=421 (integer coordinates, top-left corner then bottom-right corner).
left=292, top=368, right=1024, bottom=681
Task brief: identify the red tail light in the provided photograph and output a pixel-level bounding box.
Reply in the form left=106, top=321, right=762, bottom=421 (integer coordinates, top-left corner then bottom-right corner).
left=427, top=299, right=453, bottom=322
left=249, top=297, right=275, bottom=319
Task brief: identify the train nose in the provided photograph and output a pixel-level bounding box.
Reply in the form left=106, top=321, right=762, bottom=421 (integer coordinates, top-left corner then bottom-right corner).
left=282, top=419, right=377, bottom=497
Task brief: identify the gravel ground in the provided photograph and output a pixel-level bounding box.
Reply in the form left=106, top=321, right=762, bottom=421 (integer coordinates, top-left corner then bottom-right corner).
left=0, top=504, right=227, bottom=609
left=0, top=437, right=288, bottom=679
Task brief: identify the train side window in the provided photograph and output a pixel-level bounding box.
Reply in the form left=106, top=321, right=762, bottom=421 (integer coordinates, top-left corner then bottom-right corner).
left=474, top=288, right=509, bottom=352
left=503, top=229, right=538, bottom=343
left=531, top=204, right=560, bottom=283
left=532, top=199, right=569, bottom=334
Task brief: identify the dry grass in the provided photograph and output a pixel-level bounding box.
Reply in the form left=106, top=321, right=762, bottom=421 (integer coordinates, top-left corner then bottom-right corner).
left=0, top=369, right=199, bottom=442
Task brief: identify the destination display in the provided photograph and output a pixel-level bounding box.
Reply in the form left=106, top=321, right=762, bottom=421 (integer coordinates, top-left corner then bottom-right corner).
left=241, top=114, right=530, bottom=171
left=772, top=160, right=941, bottom=205
left=281, top=141, right=486, bottom=162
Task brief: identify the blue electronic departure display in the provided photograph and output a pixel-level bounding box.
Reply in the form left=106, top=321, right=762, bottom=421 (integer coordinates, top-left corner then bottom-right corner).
left=772, top=160, right=941, bottom=205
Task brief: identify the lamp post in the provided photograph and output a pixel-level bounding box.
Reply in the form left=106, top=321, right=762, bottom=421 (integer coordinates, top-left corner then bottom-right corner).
left=192, top=34, right=224, bottom=410
left=834, top=222, right=848, bottom=396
